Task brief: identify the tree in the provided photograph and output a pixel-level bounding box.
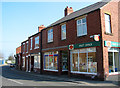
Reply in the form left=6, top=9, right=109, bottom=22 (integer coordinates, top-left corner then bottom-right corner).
left=8, top=55, right=14, bottom=61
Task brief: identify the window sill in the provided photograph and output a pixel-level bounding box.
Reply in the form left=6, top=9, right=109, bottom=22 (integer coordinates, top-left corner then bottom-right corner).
left=44, top=69, right=58, bottom=72
left=71, top=71, right=97, bottom=75
left=34, top=47, right=39, bottom=49
left=30, top=48, right=32, bottom=50
left=104, top=32, right=113, bottom=36
left=47, top=41, right=53, bottom=44
left=77, top=34, right=87, bottom=38
left=61, top=39, right=66, bottom=41
left=26, top=52, right=28, bottom=53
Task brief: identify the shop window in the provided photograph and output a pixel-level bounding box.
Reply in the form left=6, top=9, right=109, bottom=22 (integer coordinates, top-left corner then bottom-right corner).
left=72, top=53, right=78, bottom=71
left=71, top=48, right=97, bottom=74
left=79, top=53, right=87, bottom=72
left=77, top=17, right=87, bottom=37
left=44, top=51, right=58, bottom=71
left=88, top=52, right=97, bottom=73
left=34, top=55, right=40, bottom=68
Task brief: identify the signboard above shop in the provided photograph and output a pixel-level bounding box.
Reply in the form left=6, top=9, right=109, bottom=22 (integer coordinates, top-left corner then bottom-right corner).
left=104, top=41, right=120, bottom=48
left=68, top=41, right=100, bottom=50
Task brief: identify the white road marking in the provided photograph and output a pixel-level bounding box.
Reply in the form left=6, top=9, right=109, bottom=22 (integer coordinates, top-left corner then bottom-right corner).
left=7, top=79, right=23, bottom=85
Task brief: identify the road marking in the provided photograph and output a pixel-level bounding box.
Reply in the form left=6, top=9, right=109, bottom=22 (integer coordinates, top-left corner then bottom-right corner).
left=7, top=79, right=23, bottom=85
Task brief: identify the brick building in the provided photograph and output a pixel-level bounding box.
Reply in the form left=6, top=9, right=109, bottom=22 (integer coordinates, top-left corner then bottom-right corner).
left=15, top=46, right=22, bottom=70
left=16, top=0, right=120, bottom=80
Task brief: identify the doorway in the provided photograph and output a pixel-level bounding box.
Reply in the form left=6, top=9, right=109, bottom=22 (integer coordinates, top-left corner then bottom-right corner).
left=108, top=48, right=120, bottom=74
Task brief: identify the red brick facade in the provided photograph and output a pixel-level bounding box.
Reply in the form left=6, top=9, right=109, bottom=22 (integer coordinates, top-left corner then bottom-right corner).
left=16, top=0, right=120, bottom=80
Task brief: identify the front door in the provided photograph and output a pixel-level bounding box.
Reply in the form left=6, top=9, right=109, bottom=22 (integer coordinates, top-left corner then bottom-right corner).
left=26, top=57, right=28, bottom=72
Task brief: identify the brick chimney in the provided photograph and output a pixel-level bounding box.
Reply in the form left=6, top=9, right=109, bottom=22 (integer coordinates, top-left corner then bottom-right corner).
left=64, top=6, right=73, bottom=16
left=38, top=25, right=45, bottom=32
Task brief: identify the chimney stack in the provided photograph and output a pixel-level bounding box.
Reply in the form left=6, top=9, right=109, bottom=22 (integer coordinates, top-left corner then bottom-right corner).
left=38, top=25, right=45, bottom=32
left=64, top=6, right=73, bottom=16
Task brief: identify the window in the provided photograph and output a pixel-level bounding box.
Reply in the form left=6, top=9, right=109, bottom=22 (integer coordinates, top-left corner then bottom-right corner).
left=61, top=24, right=66, bottom=40
left=48, top=29, right=53, bottom=42
left=105, top=14, right=111, bottom=34
left=23, top=43, right=25, bottom=54
left=77, top=17, right=87, bottom=36
left=35, top=36, right=39, bottom=49
left=34, top=55, right=40, bottom=68
left=71, top=48, right=97, bottom=74
left=30, top=37, right=32, bottom=50
left=22, top=57, right=25, bottom=67
left=26, top=42, right=28, bottom=53
left=44, top=51, right=58, bottom=71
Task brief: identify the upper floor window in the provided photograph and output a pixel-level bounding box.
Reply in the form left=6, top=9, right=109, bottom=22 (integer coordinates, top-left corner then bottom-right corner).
left=23, top=43, right=25, bottom=53
left=77, top=17, right=87, bottom=36
left=35, top=36, right=39, bottom=49
left=30, top=37, right=32, bottom=50
left=26, top=41, right=28, bottom=53
left=61, top=24, right=66, bottom=40
left=105, top=14, right=111, bottom=34
left=48, top=29, right=53, bottom=43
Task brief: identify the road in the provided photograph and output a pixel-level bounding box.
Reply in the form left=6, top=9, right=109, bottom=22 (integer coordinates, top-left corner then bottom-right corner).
left=1, top=65, right=120, bottom=87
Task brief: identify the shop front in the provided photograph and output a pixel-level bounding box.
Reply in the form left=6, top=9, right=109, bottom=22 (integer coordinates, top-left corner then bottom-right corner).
left=70, top=47, right=97, bottom=75
left=105, top=41, right=120, bottom=75
left=30, top=53, right=41, bottom=73
left=43, top=51, right=58, bottom=72
left=68, top=41, right=100, bottom=77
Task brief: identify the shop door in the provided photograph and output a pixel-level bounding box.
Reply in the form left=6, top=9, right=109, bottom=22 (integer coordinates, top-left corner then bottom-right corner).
left=26, top=58, right=28, bottom=71
left=108, top=51, right=120, bottom=73
left=62, top=51, right=68, bottom=72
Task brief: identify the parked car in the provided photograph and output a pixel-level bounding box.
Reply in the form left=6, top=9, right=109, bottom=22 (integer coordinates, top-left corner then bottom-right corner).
left=10, top=64, right=15, bottom=68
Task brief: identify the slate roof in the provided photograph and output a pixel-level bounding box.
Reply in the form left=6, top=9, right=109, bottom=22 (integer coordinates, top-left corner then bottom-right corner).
left=46, top=0, right=111, bottom=28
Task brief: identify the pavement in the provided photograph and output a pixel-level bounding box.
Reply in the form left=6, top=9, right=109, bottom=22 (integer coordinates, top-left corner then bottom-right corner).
left=1, top=64, right=120, bottom=87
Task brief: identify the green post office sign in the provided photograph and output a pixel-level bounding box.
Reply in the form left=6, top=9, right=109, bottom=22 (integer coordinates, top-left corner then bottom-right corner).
left=104, top=41, right=120, bottom=47
left=68, top=41, right=100, bottom=50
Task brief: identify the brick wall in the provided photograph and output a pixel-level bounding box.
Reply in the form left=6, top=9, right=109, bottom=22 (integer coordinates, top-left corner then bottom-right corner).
left=100, top=1, right=119, bottom=77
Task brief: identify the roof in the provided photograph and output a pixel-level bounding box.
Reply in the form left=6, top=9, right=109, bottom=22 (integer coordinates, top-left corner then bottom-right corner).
left=45, top=0, right=111, bottom=29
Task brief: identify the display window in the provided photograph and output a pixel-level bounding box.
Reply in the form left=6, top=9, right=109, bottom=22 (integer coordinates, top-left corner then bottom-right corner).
left=34, top=55, right=40, bottom=68
left=44, top=51, right=58, bottom=71
left=71, top=47, right=97, bottom=74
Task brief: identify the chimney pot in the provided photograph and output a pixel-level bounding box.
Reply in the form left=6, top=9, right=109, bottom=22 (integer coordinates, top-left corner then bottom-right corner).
left=64, top=6, right=73, bottom=16
left=38, top=25, right=45, bottom=32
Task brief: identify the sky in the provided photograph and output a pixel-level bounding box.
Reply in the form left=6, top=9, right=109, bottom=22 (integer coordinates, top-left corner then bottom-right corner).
left=1, top=0, right=101, bottom=60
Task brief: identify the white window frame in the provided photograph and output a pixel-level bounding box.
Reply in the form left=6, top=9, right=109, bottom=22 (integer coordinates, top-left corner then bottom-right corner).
left=30, top=37, right=33, bottom=50
left=48, top=29, right=53, bottom=43
left=23, top=43, right=25, bottom=54
left=77, top=17, right=87, bottom=37
left=26, top=41, right=28, bottom=53
left=70, top=48, right=97, bottom=75
left=34, top=36, right=39, bottom=49
left=22, top=57, right=25, bottom=67
left=105, top=13, right=112, bottom=34
left=61, top=24, right=66, bottom=40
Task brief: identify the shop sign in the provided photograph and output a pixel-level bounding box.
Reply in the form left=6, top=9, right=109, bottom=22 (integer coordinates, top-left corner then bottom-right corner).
left=68, top=41, right=100, bottom=50
left=104, top=41, right=120, bottom=47
left=94, top=35, right=99, bottom=41
left=69, top=44, right=74, bottom=50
